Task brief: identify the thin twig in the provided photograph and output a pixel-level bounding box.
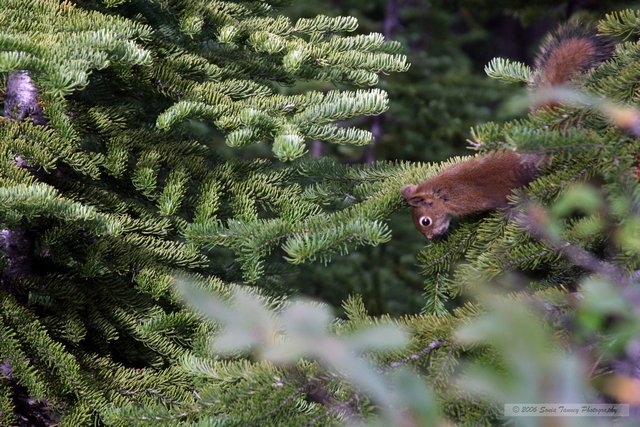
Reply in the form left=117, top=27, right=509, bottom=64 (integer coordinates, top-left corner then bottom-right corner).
left=382, top=339, right=444, bottom=373
left=251, top=339, right=447, bottom=426
left=514, top=205, right=640, bottom=312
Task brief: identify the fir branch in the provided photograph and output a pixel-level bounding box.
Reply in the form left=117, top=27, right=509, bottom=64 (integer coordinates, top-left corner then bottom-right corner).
left=484, top=57, right=532, bottom=84
left=244, top=382, right=311, bottom=427
left=249, top=339, right=447, bottom=427
left=516, top=205, right=632, bottom=286
left=382, top=339, right=445, bottom=373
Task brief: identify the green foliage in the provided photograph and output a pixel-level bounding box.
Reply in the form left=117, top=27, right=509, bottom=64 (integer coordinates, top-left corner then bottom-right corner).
left=150, top=265, right=639, bottom=426
left=0, top=0, right=410, bottom=423
left=280, top=0, right=525, bottom=315
left=289, top=0, right=512, bottom=162
left=484, top=57, right=532, bottom=84
left=2, top=0, right=640, bottom=426
left=413, top=14, right=640, bottom=312
left=139, top=4, right=640, bottom=426
left=108, top=277, right=449, bottom=426
left=401, top=11, right=640, bottom=422
left=598, top=9, right=640, bottom=39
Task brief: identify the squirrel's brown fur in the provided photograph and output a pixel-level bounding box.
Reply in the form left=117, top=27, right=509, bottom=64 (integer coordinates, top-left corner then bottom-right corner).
left=401, top=152, right=542, bottom=239
left=531, top=23, right=614, bottom=108
left=401, top=22, right=615, bottom=239
left=532, top=23, right=613, bottom=87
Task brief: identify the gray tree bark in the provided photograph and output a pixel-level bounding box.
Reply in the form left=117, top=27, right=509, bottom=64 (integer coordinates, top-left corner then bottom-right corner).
left=4, top=70, right=47, bottom=126
left=0, top=70, right=46, bottom=282
left=1, top=70, right=57, bottom=426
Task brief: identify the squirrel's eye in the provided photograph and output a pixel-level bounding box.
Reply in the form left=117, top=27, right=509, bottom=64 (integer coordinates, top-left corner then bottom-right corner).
left=420, top=216, right=432, bottom=227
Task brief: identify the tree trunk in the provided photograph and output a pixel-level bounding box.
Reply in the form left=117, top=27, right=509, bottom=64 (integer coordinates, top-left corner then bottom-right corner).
left=1, top=71, right=46, bottom=283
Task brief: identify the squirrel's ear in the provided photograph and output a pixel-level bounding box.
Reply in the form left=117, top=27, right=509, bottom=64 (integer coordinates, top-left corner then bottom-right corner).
left=401, top=184, right=418, bottom=200
left=402, top=185, right=428, bottom=206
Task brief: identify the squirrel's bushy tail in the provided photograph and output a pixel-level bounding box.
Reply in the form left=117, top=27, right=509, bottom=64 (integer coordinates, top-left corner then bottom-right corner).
left=531, top=22, right=614, bottom=89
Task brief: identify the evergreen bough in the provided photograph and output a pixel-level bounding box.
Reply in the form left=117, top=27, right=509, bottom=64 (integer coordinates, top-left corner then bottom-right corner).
left=0, top=0, right=408, bottom=424
left=1, top=1, right=639, bottom=426
left=168, top=9, right=640, bottom=425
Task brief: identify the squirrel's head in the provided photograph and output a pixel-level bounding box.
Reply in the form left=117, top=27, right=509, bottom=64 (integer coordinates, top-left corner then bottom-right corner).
left=401, top=184, right=451, bottom=239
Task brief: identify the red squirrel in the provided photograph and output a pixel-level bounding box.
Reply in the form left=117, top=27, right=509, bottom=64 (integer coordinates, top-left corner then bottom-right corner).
left=402, top=22, right=612, bottom=239
left=401, top=152, right=542, bottom=239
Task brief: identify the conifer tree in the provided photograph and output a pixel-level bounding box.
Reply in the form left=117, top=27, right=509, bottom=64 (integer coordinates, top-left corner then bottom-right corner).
left=0, top=0, right=408, bottom=424
left=277, top=0, right=520, bottom=315
left=108, top=9, right=639, bottom=426
left=2, top=1, right=639, bottom=426
left=158, top=9, right=639, bottom=426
